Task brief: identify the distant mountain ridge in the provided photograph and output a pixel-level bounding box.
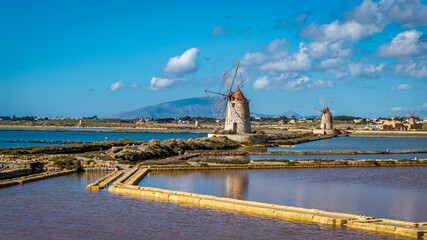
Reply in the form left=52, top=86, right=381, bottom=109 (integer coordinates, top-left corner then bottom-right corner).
left=103, top=97, right=298, bottom=119
left=103, top=97, right=215, bottom=119
left=102, top=96, right=427, bottom=119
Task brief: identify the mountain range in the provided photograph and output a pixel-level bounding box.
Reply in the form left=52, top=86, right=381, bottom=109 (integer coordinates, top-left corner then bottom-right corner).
left=103, top=97, right=426, bottom=119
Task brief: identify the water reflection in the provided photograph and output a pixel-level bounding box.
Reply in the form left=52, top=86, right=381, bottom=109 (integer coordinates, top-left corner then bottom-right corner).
left=0, top=173, right=397, bottom=239
left=224, top=172, right=249, bottom=199
left=142, top=167, right=427, bottom=222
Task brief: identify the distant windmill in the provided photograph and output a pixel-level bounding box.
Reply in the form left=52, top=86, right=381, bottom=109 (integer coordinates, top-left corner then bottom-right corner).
left=205, top=61, right=251, bottom=134
left=408, top=110, right=417, bottom=125
left=313, top=96, right=335, bottom=130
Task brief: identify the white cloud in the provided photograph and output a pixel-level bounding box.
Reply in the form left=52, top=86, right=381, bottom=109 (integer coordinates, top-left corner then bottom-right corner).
left=252, top=74, right=334, bottom=91
left=211, top=26, right=229, bottom=36
left=390, top=84, right=413, bottom=91
left=252, top=76, right=271, bottom=90
left=162, top=48, right=200, bottom=75
left=307, top=40, right=352, bottom=58
left=241, top=52, right=268, bottom=65
left=302, top=0, right=427, bottom=43
left=301, top=20, right=381, bottom=42
left=394, top=56, right=427, bottom=78
left=348, top=61, right=385, bottom=79
left=147, top=77, right=183, bottom=91
left=319, top=58, right=342, bottom=69
left=109, top=81, right=139, bottom=92
left=345, top=0, right=427, bottom=28
left=129, top=82, right=139, bottom=89
left=378, top=30, right=426, bottom=58
left=264, top=38, right=287, bottom=52
left=259, top=43, right=311, bottom=72
left=109, top=81, right=124, bottom=91
left=391, top=107, right=403, bottom=112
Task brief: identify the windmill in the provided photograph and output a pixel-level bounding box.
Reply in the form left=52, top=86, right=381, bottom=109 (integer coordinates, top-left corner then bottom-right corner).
left=205, top=61, right=251, bottom=134
left=313, top=96, right=335, bottom=130
left=408, top=110, right=417, bottom=125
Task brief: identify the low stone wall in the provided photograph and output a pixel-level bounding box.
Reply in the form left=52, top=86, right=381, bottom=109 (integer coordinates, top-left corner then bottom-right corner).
left=0, top=168, right=32, bottom=180
left=109, top=183, right=426, bottom=239
left=145, top=160, right=427, bottom=172
left=83, top=167, right=118, bottom=172
left=0, top=169, right=76, bottom=189
left=124, top=168, right=149, bottom=186
left=86, top=170, right=125, bottom=191
left=113, top=167, right=140, bottom=186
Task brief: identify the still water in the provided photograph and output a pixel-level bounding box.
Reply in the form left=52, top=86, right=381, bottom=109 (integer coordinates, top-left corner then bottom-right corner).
left=0, top=126, right=210, bottom=133
left=0, top=130, right=207, bottom=148
left=140, top=167, right=427, bottom=222
left=0, top=173, right=398, bottom=240
left=191, top=153, right=427, bottom=161
left=269, top=136, right=427, bottom=152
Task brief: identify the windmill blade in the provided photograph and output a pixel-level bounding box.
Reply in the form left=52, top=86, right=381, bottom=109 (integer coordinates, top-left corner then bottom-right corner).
left=326, top=96, right=334, bottom=108
left=312, top=107, right=323, bottom=113
left=331, top=110, right=337, bottom=115
left=213, top=96, right=227, bottom=109
left=205, top=90, right=227, bottom=97
left=237, top=78, right=248, bottom=89
left=319, top=96, right=324, bottom=109
left=229, top=61, right=240, bottom=93
left=223, top=69, right=228, bottom=90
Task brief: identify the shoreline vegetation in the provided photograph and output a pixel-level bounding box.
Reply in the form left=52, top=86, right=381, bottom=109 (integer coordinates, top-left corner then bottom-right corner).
left=1, top=124, right=427, bottom=135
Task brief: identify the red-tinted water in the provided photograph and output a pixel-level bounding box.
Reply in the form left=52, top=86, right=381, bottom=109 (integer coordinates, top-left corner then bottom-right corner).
left=141, top=167, right=427, bottom=222
left=0, top=172, right=401, bottom=239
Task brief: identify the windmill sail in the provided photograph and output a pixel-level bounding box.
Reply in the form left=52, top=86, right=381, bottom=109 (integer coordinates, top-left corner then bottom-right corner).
left=205, top=61, right=251, bottom=134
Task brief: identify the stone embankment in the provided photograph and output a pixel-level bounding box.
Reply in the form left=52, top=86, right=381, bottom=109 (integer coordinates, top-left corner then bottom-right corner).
left=199, top=149, right=427, bottom=156
left=113, top=167, right=140, bottom=186
left=0, top=168, right=33, bottom=180
left=144, top=159, right=427, bottom=171
left=86, top=170, right=125, bottom=191
left=0, top=169, right=75, bottom=189
left=105, top=167, right=426, bottom=239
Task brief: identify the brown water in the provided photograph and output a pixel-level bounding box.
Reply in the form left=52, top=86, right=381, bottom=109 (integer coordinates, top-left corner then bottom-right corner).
left=0, top=172, right=402, bottom=240
left=140, top=167, right=427, bottom=222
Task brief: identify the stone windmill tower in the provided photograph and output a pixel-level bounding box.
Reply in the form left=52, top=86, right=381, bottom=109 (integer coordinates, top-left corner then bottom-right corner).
left=224, top=86, right=251, bottom=133
left=206, top=61, right=251, bottom=134
left=409, top=111, right=416, bottom=125
left=314, top=96, right=334, bottom=130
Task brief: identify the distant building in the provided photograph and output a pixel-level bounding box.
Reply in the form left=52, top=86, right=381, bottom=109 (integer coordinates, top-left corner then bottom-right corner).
left=380, top=120, right=407, bottom=130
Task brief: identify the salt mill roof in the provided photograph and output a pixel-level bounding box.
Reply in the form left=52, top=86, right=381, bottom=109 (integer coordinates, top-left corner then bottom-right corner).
left=323, top=107, right=331, bottom=114
left=231, top=86, right=247, bottom=101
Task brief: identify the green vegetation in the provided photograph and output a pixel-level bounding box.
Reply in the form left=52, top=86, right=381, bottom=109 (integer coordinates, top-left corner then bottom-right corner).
left=108, top=137, right=241, bottom=162
left=49, top=156, right=81, bottom=170
left=0, top=139, right=140, bottom=155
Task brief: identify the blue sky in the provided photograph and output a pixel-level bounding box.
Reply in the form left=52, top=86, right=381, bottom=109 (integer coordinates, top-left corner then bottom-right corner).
left=1, top=0, right=426, bottom=118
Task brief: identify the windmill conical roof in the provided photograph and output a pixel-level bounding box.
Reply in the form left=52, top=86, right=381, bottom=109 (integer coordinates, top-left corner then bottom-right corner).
left=231, top=86, right=246, bottom=101
left=323, top=107, right=331, bottom=114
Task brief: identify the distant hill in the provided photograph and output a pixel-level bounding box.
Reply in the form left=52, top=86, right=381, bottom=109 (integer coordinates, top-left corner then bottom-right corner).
left=103, top=97, right=285, bottom=119
left=280, top=111, right=302, bottom=118
left=103, top=97, right=215, bottom=119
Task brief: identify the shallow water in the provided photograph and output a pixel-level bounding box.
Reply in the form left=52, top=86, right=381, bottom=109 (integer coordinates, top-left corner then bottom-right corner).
left=268, top=136, right=427, bottom=152
left=0, top=173, right=398, bottom=240
left=191, top=153, right=427, bottom=161
left=140, top=167, right=427, bottom=222
left=0, top=130, right=207, bottom=148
